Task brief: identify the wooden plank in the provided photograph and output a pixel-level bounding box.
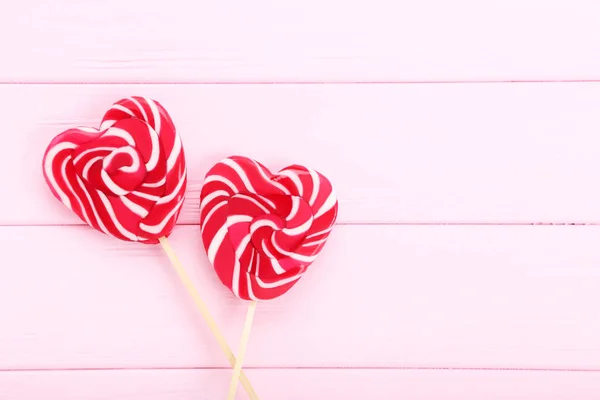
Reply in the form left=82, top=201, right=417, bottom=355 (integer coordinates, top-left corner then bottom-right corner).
left=2, top=369, right=600, bottom=399
left=1, top=225, right=599, bottom=370
left=4, top=83, right=600, bottom=225
left=1, top=0, right=600, bottom=82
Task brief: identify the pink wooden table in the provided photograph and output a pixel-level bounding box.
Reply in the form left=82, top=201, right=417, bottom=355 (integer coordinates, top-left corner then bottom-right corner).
left=1, top=0, right=600, bottom=398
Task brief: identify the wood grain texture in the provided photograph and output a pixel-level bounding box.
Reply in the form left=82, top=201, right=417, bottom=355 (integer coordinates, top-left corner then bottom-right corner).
left=1, top=225, right=599, bottom=370
left=4, top=83, right=600, bottom=225
left=1, top=0, right=600, bottom=83
left=2, top=369, right=600, bottom=400
left=2, top=0, right=598, bottom=396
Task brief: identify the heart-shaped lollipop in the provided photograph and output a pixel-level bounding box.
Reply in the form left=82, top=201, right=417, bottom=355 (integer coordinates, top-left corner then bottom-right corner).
left=42, top=99, right=260, bottom=399
left=42, top=96, right=187, bottom=244
left=199, top=155, right=339, bottom=301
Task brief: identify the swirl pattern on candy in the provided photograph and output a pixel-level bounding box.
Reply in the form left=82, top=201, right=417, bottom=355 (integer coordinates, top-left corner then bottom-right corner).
left=42, top=96, right=187, bottom=244
left=200, top=155, right=338, bottom=300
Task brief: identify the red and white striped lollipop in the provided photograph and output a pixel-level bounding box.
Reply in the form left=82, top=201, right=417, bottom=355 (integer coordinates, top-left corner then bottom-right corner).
left=42, top=96, right=186, bottom=244
left=199, top=155, right=338, bottom=399
left=200, top=155, right=339, bottom=301
left=42, top=98, right=260, bottom=399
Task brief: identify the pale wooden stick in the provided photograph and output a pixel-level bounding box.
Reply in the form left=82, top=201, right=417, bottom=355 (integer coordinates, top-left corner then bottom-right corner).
left=227, top=300, right=258, bottom=400
left=158, top=237, right=260, bottom=400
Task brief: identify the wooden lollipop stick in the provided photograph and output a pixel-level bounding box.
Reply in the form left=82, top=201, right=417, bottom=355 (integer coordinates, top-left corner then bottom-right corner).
left=227, top=300, right=258, bottom=400
left=158, top=237, right=260, bottom=400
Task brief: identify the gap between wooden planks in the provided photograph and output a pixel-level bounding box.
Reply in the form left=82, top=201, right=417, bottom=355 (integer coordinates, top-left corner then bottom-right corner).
left=1, top=368, right=600, bottom=400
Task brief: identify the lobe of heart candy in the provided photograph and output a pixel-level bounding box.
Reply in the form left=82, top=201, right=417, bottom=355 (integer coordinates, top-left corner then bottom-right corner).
left=42, top=96, right=187, bottom=244
left=199, top=155, right=338, bottom=301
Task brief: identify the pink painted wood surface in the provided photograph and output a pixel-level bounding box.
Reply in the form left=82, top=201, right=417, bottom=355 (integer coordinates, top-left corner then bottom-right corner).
left=1, top=1, right=600, bottom=82
left=1, top=225, right=599, bottom=370
left=2, top=1, right=600, bottom=396
left=3, top=369, right=600, bottom=400
left=4, top=83, right=600, bottom=225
